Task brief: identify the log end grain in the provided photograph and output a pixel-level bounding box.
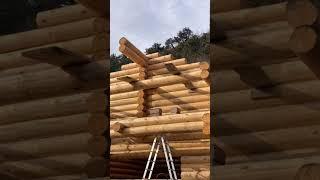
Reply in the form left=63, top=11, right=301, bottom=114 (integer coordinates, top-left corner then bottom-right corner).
left=289, top=26, right=317, bottom=53
left=200, top=70, right=210, bottom=79
left=287, top=0, right=319, bottom=28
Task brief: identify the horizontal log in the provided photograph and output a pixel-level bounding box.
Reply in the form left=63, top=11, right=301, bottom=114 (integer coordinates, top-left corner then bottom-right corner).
left=110, top=67, right=141, bottom=78
left=111, top=110, right=143, bottom=119
left=111, top=142, right=209, bottom=152
left=0, top=18, right=106, bottom=53
left=121, top=57, right=184, bottom=71
left=110, top=104, right=141, bottom=112
left=147, top=87, right=209, bottom=101
left=0, top=113, right=88, bottom=143
left=146, top=80, right=209, bottom=95
left=110, top=97, right=140, bottom=106
left=147, top=54, right=173, bottom=64
left=110, top=90, right=143, bottom=101
left=111, top=70, right=209, bottom=94
left=110, top=112, right=207, bottom=127
left=181, top=170, right=210, bottom=180
left=0, top=93, right=91, bottom=125
left=214, top=2, right=286, bottom=31
left=212, top=155, right=320, bottom=180
left=110, top=72, right=145, bottom=84
left=146, top=52, right=159, bottom=58
left=181, top=156, right=209, bottom=164
left=215, top=124, right=320, bottom=157
left=153, top=101, right=209, bottom=112
left=0, top=60, right=106, bottom=104
left=111, top=146, right=209, bottom=159
left=147, top=61, right=209, bottom=76
left=214, top=101, right=320, bottom=136
left=0, top=153, right=89, bottom=179
left=214, top=59, right=315, bottom=93
left=0, top=133, right=90, bottom=161
left=287, top=0, right=319, bottom=27
left=215, top=80, right=320, bottom=113
left=0, top=34, right=108, bottom=71
left=34, top=175, right=84, bottom=180
left=110, top=121, right=203, bottom=137
left=227, top=148, right=320, bottom=164
left=213, top=27, right=294, bottom=69
left=147, top=94, right=209, bottom=107
left=36, top=4, right=98, bottom=28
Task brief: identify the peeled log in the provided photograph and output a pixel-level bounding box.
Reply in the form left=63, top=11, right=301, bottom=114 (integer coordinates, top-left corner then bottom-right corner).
left=110, top=70, right=209, bottom=94
left=147, top=94, right=209, bottom=107
left=154, top=101, right=209, bottom=112
left=148, top=54, right=173, bottom=65
left=147, top=87, right=209, bottom=101
left=0, top=60, right=106, bottom=104
left=110, top=112, right=207, bottom=127
left=0, top=34, right=108, bottom=70
left=214, top=80, right=320, bottom=113
left=36, top=4, right=98, bottom=28
left=0, top=153, right=89, bottom=179
left=146, top=52, right=159, bottom=58
left=212, top=155, right=320, bottom=180
left=213, top=59, right=315, bottom=93
left=119, top=37, right=148, bottom=61
left=121, top=57, right=184, bottom=71
left=181, top=170, right=210, bottom=180
left=215, top=124, right=320, bottom=156
left=0, top=113, right=88, bottom=143
left=0, top=18, right=106, bottom=53
left=110, top=90, right=143, bottom=101
left=119, top=45, right=146, bottom=67
left=148, top=62, right=209, bottom=76
left=214, top=2, right=286, bottom=31
left=0, top=93, right=90, bottom=125
left=213, top=27, right=293, bottom=69
left=214, top=101, right=320, bottom=136
left=110, top=121, right=203, bottom=137
left=289, top=26, right=320, bottom=78
left=145, top=80, right=209, bottom=95
left=0, top=133, right=90, bottom=162
left=287, top=0, right=319, bottom=28
left=110, top=67, right=141, bottom=78
left=110, top=97, right=140, bottom=106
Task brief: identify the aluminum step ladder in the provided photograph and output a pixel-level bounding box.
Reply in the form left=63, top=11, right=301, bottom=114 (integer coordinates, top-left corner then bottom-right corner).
left=142, top=136, right=178, bottom=180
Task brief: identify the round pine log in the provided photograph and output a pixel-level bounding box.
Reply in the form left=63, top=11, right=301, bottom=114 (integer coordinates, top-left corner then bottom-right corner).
left=0, top=113, right=88, bottom=143
left=147, top=62, right=209, bottom=76
left=153, top=101, right=209, bottom=112
left=181, top=156, right=209, bottom=164
left=147, top=95, right=209, bottom=107
left=146, top=52, right=159, bottom=58
left=121, top=58, right=186, bottom=70
left=0, top=18, right=107, bottom=53
left=147, top=87, right=209, bottom=101
left=0, top=93, right=91, bottom=125
left=110, top=112, right=207, bottom=127
left=147, top=54, right=173, bottom=64
left=0, top=60, right=106, bottom=104
left=110, top=104, right=141, bottom=112
left=110, top=121, right=203, bottom=137
left=287, top=0, right=319, bottom=28
left=0, top=133, right=90, bottom=161
left=214, top=2, right=287, bottom=31
left=0, top=34, right=108, bottom=71
left=181, top=170, right=210, bottom=180
left=36, top=4, right=98, bottom=28
left=110, top=67, right=141, bottom=78
left=110, top=96, right=140, bottom=106
left=145, top=80, right=209, bottom=95
left=110, top=90, right=143, bottom=101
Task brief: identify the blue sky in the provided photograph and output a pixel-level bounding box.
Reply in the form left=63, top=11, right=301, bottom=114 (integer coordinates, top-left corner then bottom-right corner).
left=110, top=0, right=210, bottom=55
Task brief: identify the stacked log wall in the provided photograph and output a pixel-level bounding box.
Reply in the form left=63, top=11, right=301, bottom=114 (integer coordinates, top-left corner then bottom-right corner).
left=212, top=0, right=320, bottom=179
left=110, top=41, right=210, bottom=179
left=0, top=3, right=108, bottom=180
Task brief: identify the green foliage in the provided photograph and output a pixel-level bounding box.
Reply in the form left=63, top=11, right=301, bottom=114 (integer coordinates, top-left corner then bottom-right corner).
left=111, top=27, right=209, bottom=72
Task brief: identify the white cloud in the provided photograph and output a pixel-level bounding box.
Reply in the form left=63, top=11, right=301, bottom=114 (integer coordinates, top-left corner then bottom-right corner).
left=110, top=0, right=209, bottom=55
